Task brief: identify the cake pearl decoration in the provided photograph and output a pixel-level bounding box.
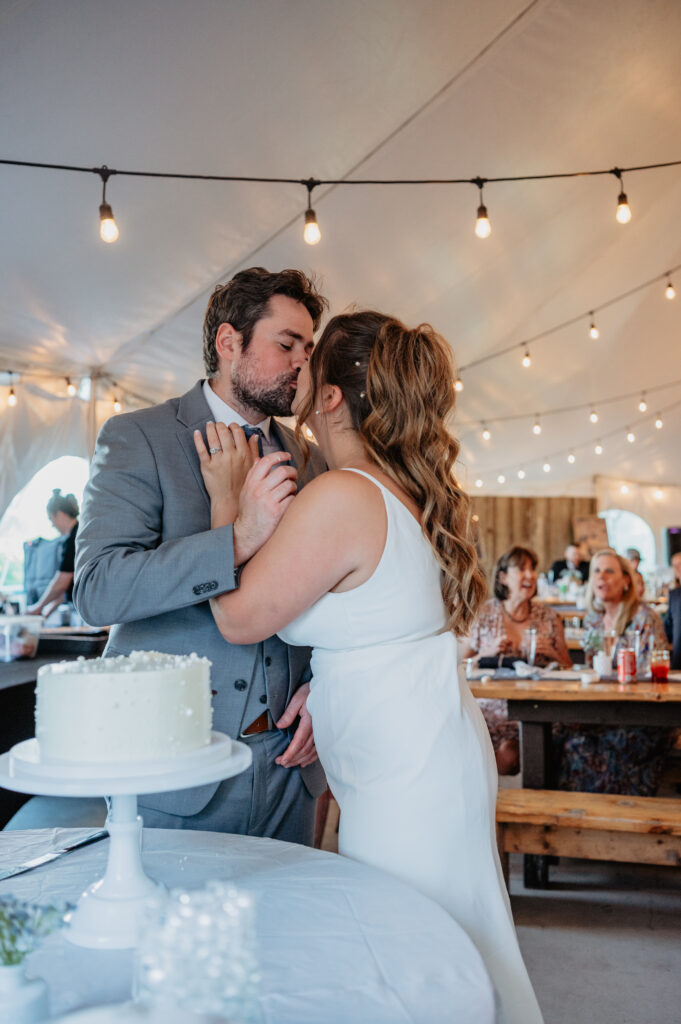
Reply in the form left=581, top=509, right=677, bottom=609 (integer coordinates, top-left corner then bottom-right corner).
left=35, top=650, right=213, bottom=763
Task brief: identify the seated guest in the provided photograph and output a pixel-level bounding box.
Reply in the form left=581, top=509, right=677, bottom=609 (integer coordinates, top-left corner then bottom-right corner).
left=671, top=550, right=681, bottom=590
left=633, top=569, right=646, bottom=601
left=27, top=490, right=79, bottom=618
left=462, top=545, right=572, bottom=775
left=664, top=584, right=681, bottom=670
left=624, top=547, right=641, bottom=571
left=555, top=549, right=675, bottom=795
left=550, top=543, right=590, bottom=583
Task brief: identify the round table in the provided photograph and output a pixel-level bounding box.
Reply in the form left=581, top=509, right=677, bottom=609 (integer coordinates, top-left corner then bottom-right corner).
left=0, top=828, right=495, bottom=1023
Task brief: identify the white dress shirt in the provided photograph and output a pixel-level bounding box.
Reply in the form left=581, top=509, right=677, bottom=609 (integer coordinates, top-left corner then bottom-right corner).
left=202, top=380, right=272, bottom=441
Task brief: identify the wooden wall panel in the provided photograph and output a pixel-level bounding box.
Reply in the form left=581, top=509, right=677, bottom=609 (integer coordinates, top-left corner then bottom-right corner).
left=471, top=495, right=597, bottom=582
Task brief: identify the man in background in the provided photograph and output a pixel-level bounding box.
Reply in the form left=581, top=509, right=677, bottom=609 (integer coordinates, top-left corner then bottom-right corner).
left=670, top=550, right=681, bottom=590
left=625, top=547, right=642, bottom=572
left=550, top=543, right=590, bottom=584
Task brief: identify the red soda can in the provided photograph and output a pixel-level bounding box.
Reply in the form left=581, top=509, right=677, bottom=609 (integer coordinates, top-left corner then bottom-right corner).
left=617, top=648, right=636, bottom=683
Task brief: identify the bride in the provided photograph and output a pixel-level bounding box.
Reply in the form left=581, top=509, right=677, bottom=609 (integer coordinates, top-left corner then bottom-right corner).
left=194, top=310, right=543, bottom=1024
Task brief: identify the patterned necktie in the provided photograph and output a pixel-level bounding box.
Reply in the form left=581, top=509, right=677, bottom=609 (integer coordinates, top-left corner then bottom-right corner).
left=242, top=425, right=265, bottom=457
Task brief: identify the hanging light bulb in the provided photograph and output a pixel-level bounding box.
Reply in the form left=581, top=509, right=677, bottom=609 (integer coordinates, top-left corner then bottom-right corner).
left=517, top=469, right=526, bottom=480
left=654, top=488, right=664, bottom=500
left=66, top=377, right=77, bottom=397
left=638, top=393, right=648, bottom=413
left=613, top=168, right=631, bottom=224
left=532, top=415, right=542, bottom=435
left=497, top=474, right=506, bottom=484
left=543, top=462, right=551, bottom=473
left=522, top=348, right=532, bottom=368
left=303, top=214, right=321, bottom=245
left=100, top=205, right=119, bottom=243
left=475, top=478, right=483, bottom=488
left=589, top=408, right=599, bottom=424
left=97, top=166, right=119, bottom=243
left=588, top=313, right=600, bottom=340
left=473, top=177, right=491, bottom=239
left=655, top=414, right=663, bottom=429
left=616, top=194, right=631, bottom=223
left=620, top=484, right=629, bottom=495
left=6, top=371, right=17, bottom=407
left=454, top=376, right=464, bottom=392
left=303, top=208, right=321, bottom=245
left=567, top=452, right=576, bottom=464
left=303, top=182, right=321, bottom=245
left=665, top=276, right=676, bottom=300
left=113, top=395, right=122, bottom=413
left=594, top=442, right=603, bottom=455
left=481, top=423, right=491, bottom=441
left=626, top=428, right=636, bottom=443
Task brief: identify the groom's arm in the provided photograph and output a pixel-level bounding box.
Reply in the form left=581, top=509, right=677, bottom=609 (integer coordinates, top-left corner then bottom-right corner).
left=74, top=414, right=238, bottom=627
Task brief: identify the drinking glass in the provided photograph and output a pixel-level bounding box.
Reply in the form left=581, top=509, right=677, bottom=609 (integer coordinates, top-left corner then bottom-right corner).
left=602, top=629, right=617, bottom=664
left=650, top=649, right=670, bottom=682
left=521, top=627, right=537, bottom=667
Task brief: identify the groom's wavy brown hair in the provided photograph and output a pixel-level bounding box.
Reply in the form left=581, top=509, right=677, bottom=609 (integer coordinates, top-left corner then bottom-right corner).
left=295, top=310, right=486, bottom=635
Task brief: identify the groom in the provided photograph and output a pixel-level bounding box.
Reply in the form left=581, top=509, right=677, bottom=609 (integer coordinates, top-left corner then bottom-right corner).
left=74, top=267, right=328, bottom=844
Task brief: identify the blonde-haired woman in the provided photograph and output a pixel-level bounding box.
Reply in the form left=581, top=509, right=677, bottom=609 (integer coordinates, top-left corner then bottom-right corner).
left=556, top=548, right=673, bottom=794
left=195, top=310, right=544, bottom=1024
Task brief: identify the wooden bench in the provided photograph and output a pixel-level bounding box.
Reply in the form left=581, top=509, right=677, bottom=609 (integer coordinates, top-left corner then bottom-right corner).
left=496, top=788, right=681, bottom=885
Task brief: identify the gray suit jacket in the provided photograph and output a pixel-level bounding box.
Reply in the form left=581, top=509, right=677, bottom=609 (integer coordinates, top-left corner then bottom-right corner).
left=73, top=380, right=327, bottom=813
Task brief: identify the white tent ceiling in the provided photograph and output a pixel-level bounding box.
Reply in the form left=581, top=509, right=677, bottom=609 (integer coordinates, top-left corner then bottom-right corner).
left=1, top=0, right=680, bottom=506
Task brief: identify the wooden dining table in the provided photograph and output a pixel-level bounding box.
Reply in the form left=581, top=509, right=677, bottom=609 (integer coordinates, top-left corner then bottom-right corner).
left=470, top=670, right=681, bottom=884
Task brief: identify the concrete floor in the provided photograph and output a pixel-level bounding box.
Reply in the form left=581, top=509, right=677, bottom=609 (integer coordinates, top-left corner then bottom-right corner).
left=512, top=855, right=681, bottom=1024
left=320, top=794, right=681, bottom=1023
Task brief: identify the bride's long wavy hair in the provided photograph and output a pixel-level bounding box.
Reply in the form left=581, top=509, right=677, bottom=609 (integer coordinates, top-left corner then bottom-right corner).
left=295, top=310, right=486, bottom=635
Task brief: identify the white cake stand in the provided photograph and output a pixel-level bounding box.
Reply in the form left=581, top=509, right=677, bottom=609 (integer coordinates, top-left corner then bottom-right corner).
left=0, top=732, right=251, bottom=950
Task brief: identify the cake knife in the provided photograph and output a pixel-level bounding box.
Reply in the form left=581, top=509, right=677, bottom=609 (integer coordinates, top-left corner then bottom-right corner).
left=0, top=829, right=109, bottom=881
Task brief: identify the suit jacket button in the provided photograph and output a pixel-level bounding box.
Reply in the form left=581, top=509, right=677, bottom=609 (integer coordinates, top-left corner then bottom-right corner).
left=264, top=656, right=272, bottom=667
left=259, top=694, right=267, bottom=704
left=234, top=679, right=247, bottom=691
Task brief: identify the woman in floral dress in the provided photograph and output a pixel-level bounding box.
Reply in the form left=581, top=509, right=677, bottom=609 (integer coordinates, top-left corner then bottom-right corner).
left=462, top=545, right=571, bottom=774
left=555, top=549, right=675, bottom=795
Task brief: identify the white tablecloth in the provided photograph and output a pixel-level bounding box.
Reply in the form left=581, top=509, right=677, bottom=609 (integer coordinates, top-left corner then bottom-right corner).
left=0, top=828, right=495, bottom=1023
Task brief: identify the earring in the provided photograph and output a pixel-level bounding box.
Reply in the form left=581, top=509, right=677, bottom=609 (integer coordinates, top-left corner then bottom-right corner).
left=314, top=409, right=320, bottom=415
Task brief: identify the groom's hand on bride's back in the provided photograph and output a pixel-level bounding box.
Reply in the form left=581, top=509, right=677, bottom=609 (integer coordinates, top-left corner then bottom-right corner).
left=233, top=454, right=298, bottom=565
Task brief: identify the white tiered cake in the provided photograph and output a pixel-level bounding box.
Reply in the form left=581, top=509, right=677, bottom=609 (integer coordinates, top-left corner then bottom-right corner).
left=35, top=650, right=213, bottom=764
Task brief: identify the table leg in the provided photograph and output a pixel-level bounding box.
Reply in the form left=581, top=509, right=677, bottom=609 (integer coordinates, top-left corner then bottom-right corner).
left=520, top=721, right=552, bottom=889
left=520, top=721, right=552, bottom=787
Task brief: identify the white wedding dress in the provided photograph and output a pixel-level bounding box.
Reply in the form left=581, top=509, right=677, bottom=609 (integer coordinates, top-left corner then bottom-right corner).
left=278, top=470, right=543, bottom=1024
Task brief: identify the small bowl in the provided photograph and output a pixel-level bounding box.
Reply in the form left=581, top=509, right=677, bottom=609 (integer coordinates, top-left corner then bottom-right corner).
left=0, top=614, right=43, bottom=662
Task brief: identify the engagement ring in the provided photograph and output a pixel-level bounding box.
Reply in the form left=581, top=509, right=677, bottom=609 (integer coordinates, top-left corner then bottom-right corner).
left=208, top=446, right=222, bottom=454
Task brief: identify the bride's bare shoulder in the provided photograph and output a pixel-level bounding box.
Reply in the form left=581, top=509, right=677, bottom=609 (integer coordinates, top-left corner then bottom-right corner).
left=293, top=468, right=384, bottom=515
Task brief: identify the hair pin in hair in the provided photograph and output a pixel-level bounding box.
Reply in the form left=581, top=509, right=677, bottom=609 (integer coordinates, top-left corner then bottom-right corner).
left=354, top=361, right=361, bottom=367
left=360, top=391, right=366, bottom=398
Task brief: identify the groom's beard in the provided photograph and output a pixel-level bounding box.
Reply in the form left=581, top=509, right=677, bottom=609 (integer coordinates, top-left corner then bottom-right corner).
left=231, top=363, right=298, bottom=418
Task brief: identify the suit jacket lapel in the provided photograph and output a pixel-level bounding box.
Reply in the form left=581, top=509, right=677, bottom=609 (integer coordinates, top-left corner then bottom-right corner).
left=176, top=381, right=213, bottom=510
left=271, top=420, right=301, bottom=469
